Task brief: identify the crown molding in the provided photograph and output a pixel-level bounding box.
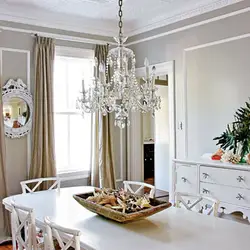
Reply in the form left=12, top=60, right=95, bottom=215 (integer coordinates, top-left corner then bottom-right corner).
left=0, top=0, right=244, bottom=43
left=0, top=25, right=116, bottom=45
left=126, top=6, right=250, bottom=46
left=126, top=0, right=243, bottom=37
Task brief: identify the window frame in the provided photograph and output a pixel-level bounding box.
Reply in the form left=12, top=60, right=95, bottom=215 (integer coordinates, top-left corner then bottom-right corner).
left=54, top=46, right=94, bottom=177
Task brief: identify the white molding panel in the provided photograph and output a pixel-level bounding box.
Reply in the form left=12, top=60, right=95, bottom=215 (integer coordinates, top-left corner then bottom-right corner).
left=0, top=47, right=31, bottom=174
left=183, top=33, right=250, bottom=158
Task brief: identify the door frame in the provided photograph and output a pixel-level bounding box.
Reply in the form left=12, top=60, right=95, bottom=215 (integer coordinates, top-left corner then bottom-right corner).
left=127, top=60, right=176, bottom=200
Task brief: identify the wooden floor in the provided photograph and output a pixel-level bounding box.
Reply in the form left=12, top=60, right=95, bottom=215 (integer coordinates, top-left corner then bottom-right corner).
left=0, top=244, right=12, bottom=249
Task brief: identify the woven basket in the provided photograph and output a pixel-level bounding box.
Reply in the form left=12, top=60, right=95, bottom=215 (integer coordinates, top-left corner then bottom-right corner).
left=73, top=192, right=171, bottom=223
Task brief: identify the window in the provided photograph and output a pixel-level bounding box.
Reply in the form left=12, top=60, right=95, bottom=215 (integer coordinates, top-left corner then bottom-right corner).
left=53, top=47, right=94, bottom=174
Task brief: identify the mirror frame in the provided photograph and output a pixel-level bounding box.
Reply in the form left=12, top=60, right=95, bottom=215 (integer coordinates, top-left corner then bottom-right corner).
left=2, top=78, right=33, bottom=139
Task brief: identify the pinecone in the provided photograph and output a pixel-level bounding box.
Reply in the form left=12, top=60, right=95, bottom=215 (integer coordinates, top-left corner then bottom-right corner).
left=221, top=151, right=240, bottom=164
left=229, top=154, right=241, bottom=164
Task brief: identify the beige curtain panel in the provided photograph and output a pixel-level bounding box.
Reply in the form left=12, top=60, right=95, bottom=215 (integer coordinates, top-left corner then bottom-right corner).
left=0, top=80, right=10, bottom=243
left=29, top=36, right=56, bottom=190
left=91, top=44, right=116, bottom=189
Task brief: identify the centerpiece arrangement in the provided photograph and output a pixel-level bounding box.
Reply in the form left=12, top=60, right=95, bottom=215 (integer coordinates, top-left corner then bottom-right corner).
left=73, top=188, right=171, bottom=223
left=213, top=99, right=250, bottom=164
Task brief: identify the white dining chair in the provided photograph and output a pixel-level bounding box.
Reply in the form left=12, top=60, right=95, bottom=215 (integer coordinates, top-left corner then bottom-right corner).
left=11, top=202, right=38, bottom=250
left=174, top=192, right=220, bottom=216
left=20, top=177, right=61, bottom=194
left=44, top=216, right=81, bottom=250
left=123, top=181, right=156, bottom=199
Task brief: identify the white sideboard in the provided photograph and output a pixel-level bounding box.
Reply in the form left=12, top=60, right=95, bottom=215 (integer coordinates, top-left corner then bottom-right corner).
left=173, top=158, right=250, bottom=222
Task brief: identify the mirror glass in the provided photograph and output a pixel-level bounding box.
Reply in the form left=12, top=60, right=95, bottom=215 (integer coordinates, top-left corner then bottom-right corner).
left=3, top=97, right=30, bottom=128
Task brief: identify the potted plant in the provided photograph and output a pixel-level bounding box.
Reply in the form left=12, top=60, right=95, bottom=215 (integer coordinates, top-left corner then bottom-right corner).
left=213, top=99, right=250, bottom=163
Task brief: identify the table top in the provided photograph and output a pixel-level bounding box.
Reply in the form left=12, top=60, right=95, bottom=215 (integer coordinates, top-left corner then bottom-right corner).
left=3, top=186, right=250, bottom=250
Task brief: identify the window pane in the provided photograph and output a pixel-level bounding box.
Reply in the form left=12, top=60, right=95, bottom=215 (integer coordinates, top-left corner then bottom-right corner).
left=69, top=114, right=92, bottom=171
left=67, top=59, right=83, bottom=111
left=54, top=53, right=93, bottom=173
left=54, top=114, right=69, bottom=171
left=67, top=58, right=93, bottom=111
left=54, top=57, right=68, bottom=111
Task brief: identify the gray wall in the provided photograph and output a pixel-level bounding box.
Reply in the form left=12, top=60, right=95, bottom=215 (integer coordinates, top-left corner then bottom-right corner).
left=129, top=2, right=250, bottom=158
left=0, top=22, right=123, bottom=195
left=186, top=37, right=250, bottom=158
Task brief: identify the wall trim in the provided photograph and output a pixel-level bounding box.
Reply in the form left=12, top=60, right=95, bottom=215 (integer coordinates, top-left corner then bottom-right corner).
left=184, top=33, right=250, bottom=51
left=132, top=61, right=176, bottom=197
left=0, top=26, right=116, bottom=46
left=0, top=6, right=248, bottom=47
left=126, top=7, right=250, bottom=46
left=0, top=47, right=31, bottom=176
left=127, top=0, right=243, bottom=37
left=183, top=33, right=250, bottom=158
left=0, top=0, right=242, bottom=40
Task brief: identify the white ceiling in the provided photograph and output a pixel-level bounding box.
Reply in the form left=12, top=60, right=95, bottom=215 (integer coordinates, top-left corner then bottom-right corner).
left=0, top=0, right=243, bottom=37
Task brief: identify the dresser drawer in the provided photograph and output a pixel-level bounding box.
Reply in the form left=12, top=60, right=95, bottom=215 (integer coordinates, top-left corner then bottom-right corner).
left=200, top=182, right=250, bottom=208
left=200, top=166, right=250, bottom=189
left=176, top=165, right=197, bottom=193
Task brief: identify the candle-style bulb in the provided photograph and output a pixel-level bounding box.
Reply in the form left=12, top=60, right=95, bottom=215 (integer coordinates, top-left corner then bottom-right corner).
left=152, top=66, right=156, bottom=87
left=82, top=79, right=85, bottom=93
left=94, top=57, right=98, bottom=78
left=144, top=57, right=149, bottom=79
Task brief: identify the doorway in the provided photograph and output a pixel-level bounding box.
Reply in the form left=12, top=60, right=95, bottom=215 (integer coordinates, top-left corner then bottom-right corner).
left=143, top=75, right=170, bottom=199
left=127, top=61, right=176, bottom=202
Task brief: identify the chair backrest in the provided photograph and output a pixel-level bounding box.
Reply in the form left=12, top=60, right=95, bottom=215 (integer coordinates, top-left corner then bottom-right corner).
left=20, top=177, right=61, bottom=194
left=44, top=217, right=81, bottom=250
left=11, top=203, right=38, bottom=250
left=174, top=192, right=220, bottom=216
left=123, top=181, right=156, bottom=199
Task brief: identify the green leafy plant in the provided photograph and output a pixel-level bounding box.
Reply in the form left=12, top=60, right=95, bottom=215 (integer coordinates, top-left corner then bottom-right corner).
left=213, top=99, right=250, bottom=160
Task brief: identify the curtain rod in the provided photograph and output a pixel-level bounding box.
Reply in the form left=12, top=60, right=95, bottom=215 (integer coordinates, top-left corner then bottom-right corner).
left=0, top=25, right=116, bottom=45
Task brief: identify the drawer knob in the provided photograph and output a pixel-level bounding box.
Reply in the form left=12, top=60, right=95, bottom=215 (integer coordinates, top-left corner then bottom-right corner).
left=202, top=188, right=210, bottom=194
left=202, top=173, right=209, bottom=179
left=236, top=193, right=244, bottom=200
left=236, top=176, right=244, bottom=182
left=181, top=177, right=187, bottom=183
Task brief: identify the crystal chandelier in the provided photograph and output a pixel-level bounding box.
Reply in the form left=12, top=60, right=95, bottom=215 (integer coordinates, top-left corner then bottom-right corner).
left=77, top=0, right=161, bottom=129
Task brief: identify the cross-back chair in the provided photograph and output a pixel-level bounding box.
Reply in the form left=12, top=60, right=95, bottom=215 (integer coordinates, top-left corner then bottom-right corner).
left=174, top=192, right=220, bottom=216
left=20, top=177, right=61, bottom=194
left=123, top=181, right=156, bottom=199
left=11, top=202, right=38, bottom=250
left=44, top=217, right=81, bottom=250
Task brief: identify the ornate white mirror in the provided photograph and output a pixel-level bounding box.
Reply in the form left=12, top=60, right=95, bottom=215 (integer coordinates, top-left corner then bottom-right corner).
left=2, top=79, right=33, bottom=139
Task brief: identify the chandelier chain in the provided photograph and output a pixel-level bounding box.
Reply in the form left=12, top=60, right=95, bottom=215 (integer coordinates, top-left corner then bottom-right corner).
left=118, top=0, right=123, bottom=37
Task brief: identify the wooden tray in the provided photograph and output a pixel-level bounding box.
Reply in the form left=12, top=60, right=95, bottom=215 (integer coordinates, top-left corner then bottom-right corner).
left=73, top=192, right=172, bottom=223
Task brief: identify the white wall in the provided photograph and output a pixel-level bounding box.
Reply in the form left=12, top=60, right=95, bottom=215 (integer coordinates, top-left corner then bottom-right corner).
left=142, top=112, right=154, bottom=141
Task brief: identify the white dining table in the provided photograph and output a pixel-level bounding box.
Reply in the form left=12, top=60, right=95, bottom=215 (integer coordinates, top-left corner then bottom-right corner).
left=3, top=186, right=250, bottom=250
